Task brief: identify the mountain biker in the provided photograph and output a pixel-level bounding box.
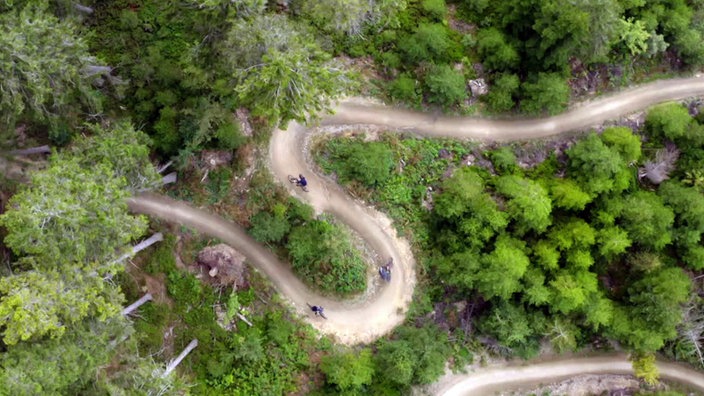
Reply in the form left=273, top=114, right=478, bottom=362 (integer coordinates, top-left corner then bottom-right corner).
left=298, top=174, right=307, bottom=187
left=310, top=305, right=323, bottom=316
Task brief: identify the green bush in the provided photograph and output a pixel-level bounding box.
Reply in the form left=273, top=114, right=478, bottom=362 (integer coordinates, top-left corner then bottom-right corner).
left=144, top=234, right=177, bottom=275
left=388, top=74, right=422, bottom=105
left=421, top=0, right=448, bottom=21
left=206, top=167, right=232, bottom=203
left=287, top=219, right=367, bottom=295
left=425, top=64, right=467, bottom=107
left=321, top=140, right=395, bottom=187
left=249, top=210, right=291, bottom=243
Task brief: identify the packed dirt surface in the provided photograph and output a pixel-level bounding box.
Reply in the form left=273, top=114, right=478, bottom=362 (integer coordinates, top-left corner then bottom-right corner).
left=128, top=74, right=704, bottom=390
left=428, top=355, right=704, bottom=395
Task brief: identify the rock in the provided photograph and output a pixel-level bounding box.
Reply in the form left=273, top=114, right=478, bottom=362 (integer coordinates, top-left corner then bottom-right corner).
left=197, top=244, right=248, bottom=289
left=200, top=150, right=233, bottom=170
left=469, top=78, right=488, bottom=97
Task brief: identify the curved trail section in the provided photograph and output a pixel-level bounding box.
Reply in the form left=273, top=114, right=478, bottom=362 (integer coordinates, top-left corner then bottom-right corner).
left=431, top=355, right=704, bottom=395
left=127, top=75, right=704, bottom=389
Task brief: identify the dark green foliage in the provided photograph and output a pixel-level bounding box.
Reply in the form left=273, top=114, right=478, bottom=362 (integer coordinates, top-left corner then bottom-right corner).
left=388, top=74, right=422, bottom=106
left=483, top=73, right=520, bottom=112
left=320, top=348, right=375, bottom=391
left=206, top=167, right=232, bottom=203
left=319, top=140, right=395, bottom=187
left=520, top=73, right=570, bottom=115
left=384, top=325, right=451, bottom=385
left=287, top=219, right=367, bottom=295
left=476, top=28, right=520, bottom=71
left=424, top=64, right=468, bottom=107
left=399, top=24, right=454, bottom=64
left=421, top=0, right=448, bottom=21
left=612, top=267, right=691, bottom=352
left=249, top=210, right=291, bottom=243
left=477, top=301, right=544, bottom=359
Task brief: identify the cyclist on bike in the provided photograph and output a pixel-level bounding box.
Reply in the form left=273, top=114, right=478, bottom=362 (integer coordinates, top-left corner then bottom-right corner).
left=311, top=305, right=324, bottom=316
left=298, top=174, right=308, bottom=187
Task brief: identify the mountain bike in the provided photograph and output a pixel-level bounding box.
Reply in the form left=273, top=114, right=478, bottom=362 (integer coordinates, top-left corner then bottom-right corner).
left=288, top=175, right=309, bottom=192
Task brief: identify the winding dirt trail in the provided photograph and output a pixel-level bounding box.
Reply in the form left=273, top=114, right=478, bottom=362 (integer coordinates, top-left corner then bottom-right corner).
left=127, top=75, right=704, bottom=392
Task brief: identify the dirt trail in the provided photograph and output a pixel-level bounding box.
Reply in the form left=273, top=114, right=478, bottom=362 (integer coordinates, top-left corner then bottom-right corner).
left=429, top=355, right=704, bottom=395
left=128, top=74, right=704, bottom=391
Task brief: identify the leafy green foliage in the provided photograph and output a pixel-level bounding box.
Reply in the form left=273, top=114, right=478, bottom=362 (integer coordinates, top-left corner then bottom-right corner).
left=645, top=103, right=693, bottom=141
left=388, top=74, right=422, bottom=105
left=476, top=28, right=520, bottom=71
left=607, top=191, right=675, bottom=250
left=320, top=348, right=375, bottom=391
left=520, top=73, right=570, bottom=115
left=318, top=140, right=395, bottom=187
left=425, top=64, right=468, bottom=107
left=399, top=23, right=454, bottom=64
left=483, top=73, right=520, bottom=112
left=287, top=219, right=367, bottom=295
left=221, top=14, right=348, bottom=126
left=0, top=2, right=103, bottom=142
left=494, top=175, right=552, bottom=234
left=567, top=133, right=631, bottom=196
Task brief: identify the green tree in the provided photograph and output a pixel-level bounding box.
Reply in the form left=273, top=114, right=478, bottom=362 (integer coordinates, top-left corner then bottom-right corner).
left=483, top=73, right=520, bottom=112
left=0, top=158, right=147, bottom=266
left=476, top=235, right=530, bottom=300
left=388, top=74, right=422, bottom=105
left=478, top=301, right=543, bottom=357
left=333, top=141, right=395, bottom=187
left=221, top=15, right=347, bottom=126
left=612, top=267, right=690, bottom=352
left=249, top=211, right=291, bottom=243
left=66, top=122, right=161, bottom=192
left=520, top=73, right=570, bottom=115
left=399, top=23, right=453, bottom=64
left=596, top=226, right=632, bottom=259
left=609, top=191, right=675, bottom=250
left=645, top=102, right=693, bottom=141
left=494, top=175, right=552, bottom=234
left=567, top=133, right=631, bottom=196
left=549, top=269, right=598, bottom=314
left=549, top=178, right=592, bottom=210
left=425, top=64, right=467, bottom=107
left=601, top=126, right=642, bottom=164
left=0, top=2, right=104, bottom=143
left=631, top=353, right=659, bottom=385
left=393, top=325, right=451, bottom=384
left=320, top=348, right=375, bottom=391
left=617, top=18, right=651, bottom=56
left=0, top=317, right=131, bottom=394
left=476, top=28, right=520, bottom=71
left=375, top=340, right=415, bottom=386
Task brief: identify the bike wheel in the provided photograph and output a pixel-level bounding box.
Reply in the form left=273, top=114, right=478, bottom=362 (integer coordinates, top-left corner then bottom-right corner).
left=288, top=175, right=297, bottom=184
left=320, top=312, right=327, bottom=320
left=301, top=185, right=309, bottom=192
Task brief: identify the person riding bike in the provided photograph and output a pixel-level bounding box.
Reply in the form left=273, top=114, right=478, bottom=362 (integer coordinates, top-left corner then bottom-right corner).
left=310, top=305, right=324, bottom=316
left=298, top=174, right=307, bottom=187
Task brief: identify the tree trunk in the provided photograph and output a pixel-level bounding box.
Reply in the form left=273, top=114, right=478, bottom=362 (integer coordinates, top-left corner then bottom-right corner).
left=122, top=293, right=153, bottom=316
left=157, top=160, right=173, bottom=174
left=7, top=145, right=51, bottom=156
left=162, top=172, right=177, bottom=185
left=162, top=339, right=198, bottom=378
left=115, top=232, right=163, bottom=264
left=73, top=3, right=94, bottom=14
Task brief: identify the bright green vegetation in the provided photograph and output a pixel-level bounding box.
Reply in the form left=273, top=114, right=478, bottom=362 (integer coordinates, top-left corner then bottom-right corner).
left=3, top=0, right=704, bottom=394
left=315, top=102, right=704, bottom=381
left=340, top=0, right=704, bottom=113
left=122, top=236, right=324, bottom=395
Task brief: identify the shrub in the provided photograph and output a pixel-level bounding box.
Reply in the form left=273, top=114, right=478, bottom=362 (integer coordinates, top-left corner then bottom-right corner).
left=425, top=64, right=467, bottom=107
left=287, top=219, right=366, bottom=295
